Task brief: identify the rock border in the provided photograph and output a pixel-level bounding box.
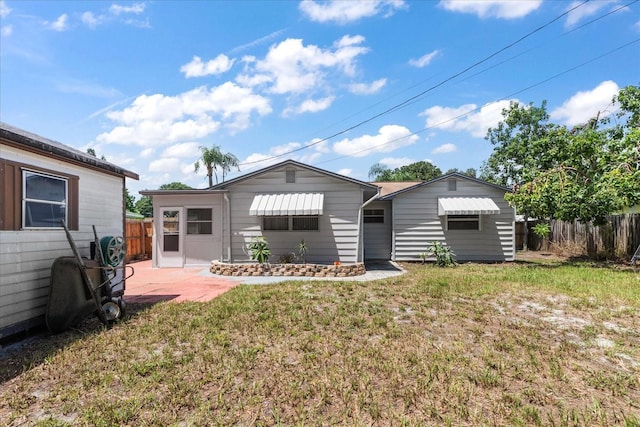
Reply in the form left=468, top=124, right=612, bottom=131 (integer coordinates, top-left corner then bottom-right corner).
left=210, top=261, right=366, bottom=277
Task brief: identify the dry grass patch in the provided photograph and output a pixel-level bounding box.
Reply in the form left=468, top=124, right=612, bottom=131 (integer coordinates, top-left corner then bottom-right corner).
left=1, top=259, right=639, bottom=426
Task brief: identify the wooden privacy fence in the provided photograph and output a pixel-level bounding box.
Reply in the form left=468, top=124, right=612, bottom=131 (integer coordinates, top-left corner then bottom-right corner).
left=125, top=219, right=152, bottom=262
left=528, top=214, right=640, bottom=260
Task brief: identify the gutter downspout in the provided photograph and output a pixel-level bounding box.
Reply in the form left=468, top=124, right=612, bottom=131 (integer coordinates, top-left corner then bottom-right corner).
left=224, top=192, right=231, bottom=262
left=358, top=188, right=381, bottom=263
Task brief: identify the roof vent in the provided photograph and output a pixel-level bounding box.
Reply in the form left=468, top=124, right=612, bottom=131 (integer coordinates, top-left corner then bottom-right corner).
left=286, top=169, right=295, bottom=183
left=448, top=178, right=457, bottom=191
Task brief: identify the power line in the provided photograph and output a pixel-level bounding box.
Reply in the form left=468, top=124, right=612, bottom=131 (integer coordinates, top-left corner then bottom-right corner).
left=313, top=38, right=640, bottom=166
left=238, top=0, right=594, bottom=167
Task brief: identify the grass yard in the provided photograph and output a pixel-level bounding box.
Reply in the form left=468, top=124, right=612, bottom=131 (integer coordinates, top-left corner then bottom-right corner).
left=1, top=258, right=639, bottom=426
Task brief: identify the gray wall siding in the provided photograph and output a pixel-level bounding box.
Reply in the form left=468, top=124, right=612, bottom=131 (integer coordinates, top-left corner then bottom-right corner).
left=1, top=145, right=124, bottom=337
left=391, top=179, right=515, bottom=262
left=228, top=167, right=364, bottom=263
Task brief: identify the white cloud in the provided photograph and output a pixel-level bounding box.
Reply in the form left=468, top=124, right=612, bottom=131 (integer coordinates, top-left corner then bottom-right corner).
left=0, top=1, right=11, bottom=18
left=47, top=14, right=69, bottom=31
left=140, top=148, right=154, bottom=158
left=55, top=79, right=121, bottom=98
left=97, top=83, right=272, bottom=146
left=242, top=139, right=328, bottom=171
left=378, top=157, right=415, bottom=168
left=283, top=96, right=335, bottom=116
left=550, top=81, right=619, bottom=126
left=333, top=125, right=418, bottom=157
left=149, top=158, right=182, bottom=172
left=409, top=50, right=440, bottom=68
left=349, top=78, right=387, bottom=95
left=431, top=143, right=457, bottom=154
left=337, top=168, right=352, bottom=176
left=161, top=142, right=200, bottom=158
left=181, top=55, right=235, bottom=78
left=421, top=100, right=514, bottom=138
left=299, top=0, right=406, bottom=24
left=565, top=0, right=617, bottom=27
left=110, top=3, right=146, bottom=15
left=1, top=24, right=12, bottom=36
left=238, top=36, right=369, bottom=95
left=438, top=0, right=542, bottom=19
left=81, top=11, right=101, bottom=28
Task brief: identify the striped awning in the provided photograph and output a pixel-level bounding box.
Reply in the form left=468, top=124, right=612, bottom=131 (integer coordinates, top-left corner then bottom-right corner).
left=438, top=197, right=500, bottom=216
left=249, top=193, right=324, bottom=216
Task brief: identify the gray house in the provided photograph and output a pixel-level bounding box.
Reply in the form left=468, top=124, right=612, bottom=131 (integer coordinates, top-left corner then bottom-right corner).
left=142, top=160, right=515, bottom=268
left=0, top=123, right=138, bottom=338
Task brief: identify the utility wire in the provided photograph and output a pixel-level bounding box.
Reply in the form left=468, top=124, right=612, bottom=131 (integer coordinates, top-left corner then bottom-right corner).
left=238, top=0, right=593, bottom=167
left=313, top=38, right=640, bottom=166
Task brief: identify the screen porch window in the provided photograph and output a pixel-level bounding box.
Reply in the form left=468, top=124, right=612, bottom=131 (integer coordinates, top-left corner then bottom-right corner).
left=163, top=210, right=180, bottom=252
left=447, top=214, right=480, bottom=230
left=263, top=216, right=289, bottom=231
left=364, top=209, right=384, bottom=223
left=187, top=208, right=212, bottom=234
left=23, top=170, right=68, bottom=228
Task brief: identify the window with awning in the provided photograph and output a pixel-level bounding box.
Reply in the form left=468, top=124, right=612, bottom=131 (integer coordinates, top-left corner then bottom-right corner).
left=249, top=193, right=324, bottom=216
left=438, top=197, right=500, bottom=216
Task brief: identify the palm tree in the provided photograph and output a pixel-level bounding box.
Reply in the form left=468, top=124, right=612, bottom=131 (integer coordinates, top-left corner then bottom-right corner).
left=219, top=152, right=240, bottom=183
left=194, top=145, right=240, bottom=187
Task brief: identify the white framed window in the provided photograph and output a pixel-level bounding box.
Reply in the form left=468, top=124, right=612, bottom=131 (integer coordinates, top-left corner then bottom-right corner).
left=187, top=208, right=212, bottom=235
left=447, top=214, right=480, bottom=231
left=364, top=209, right=384, bottom=223
left=22, top=170, right=68, bottom=228
left=263, top=216, right=319, bottom=231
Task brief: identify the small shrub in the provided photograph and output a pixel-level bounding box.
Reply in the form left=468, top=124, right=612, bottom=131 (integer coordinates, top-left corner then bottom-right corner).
left=532, top=222, right=550, bottom=239
left=248, top=236, right=270, bottom=264
left=298, top=239, right=308, bottom=264
left=428, top=241, right=457, bottom=267
left=278, top=252, right=296, bottom=264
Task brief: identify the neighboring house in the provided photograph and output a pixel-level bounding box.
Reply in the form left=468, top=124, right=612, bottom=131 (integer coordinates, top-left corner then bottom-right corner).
left=142, top=160, right=515, bottom=268
left=0, top=123, right=138, bottom=339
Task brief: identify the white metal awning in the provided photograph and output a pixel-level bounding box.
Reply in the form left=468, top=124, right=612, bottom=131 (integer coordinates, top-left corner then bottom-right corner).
left=249, top=193, right=324, bottom=216
left=438, top=197, right=500, bottom=216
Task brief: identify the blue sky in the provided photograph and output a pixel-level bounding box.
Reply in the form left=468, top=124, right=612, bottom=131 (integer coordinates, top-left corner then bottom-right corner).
left=1, top=1, right=638, bottom=199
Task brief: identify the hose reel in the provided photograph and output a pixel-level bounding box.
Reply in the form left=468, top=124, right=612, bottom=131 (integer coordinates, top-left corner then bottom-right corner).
left=100, top=236, right=126, bottom=267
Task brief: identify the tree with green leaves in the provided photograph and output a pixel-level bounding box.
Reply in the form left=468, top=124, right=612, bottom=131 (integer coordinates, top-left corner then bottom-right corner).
left=368, top=161, right=442, bottom=182
left=482, top=85, right=639, bottom=237
left=135, top=182, right=193, bottom=218
left=445, top=168, right=477, bottom=178
left=194, top=145, right=239, bottom=187
left=125, top=188, right=136, bottom=212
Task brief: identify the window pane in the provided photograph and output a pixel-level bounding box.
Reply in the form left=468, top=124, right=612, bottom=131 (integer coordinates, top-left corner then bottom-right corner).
left=187, top=222, right=212, bottom=235
left=163, top=210, right=179, bottom=233
left=187, top=208, right=212, bottom=221
left=364, top=209, right=384, bottom=223
left=164, top=235, right=179, bottom=252
left=25, top=172, right=66, bottom=203
left=292, top=216, right=318, bottom=231
left=263, top=216, right=289, bottom=230
left=447, top=215, right=479, bottom=230
left=24, top=201, right=66, bottom=227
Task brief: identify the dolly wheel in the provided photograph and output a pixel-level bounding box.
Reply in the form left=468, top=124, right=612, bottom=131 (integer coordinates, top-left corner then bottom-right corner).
left=102, top=300, right=122, bottom=321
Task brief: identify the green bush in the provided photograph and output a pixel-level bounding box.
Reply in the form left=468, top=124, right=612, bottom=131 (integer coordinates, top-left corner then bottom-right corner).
left=429, top=241, right=457, bottom=267
left=248, top=236, right=270, bottom=264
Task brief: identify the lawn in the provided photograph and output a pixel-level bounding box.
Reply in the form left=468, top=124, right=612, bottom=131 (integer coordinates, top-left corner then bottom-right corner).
left=1, top=258, right=639, bottom=426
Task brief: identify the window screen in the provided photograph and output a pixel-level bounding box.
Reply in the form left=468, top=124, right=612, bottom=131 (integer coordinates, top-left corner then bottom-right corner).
left=364, top=209, right=384, bottom=223
left=292, top=216, right=319, bottom=231
left=447, top=215, right=479, bottom=230
left=187, top=208, right=213, bottom=234
left=263, top=216, right=289, bottom=231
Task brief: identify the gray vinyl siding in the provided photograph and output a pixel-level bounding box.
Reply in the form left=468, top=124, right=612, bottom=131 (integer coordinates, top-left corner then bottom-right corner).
left=391, top=178, right=515, bottom=262
left=0, top=145, right=125, bottom=338
left=227, top=166, right=365, bottom=263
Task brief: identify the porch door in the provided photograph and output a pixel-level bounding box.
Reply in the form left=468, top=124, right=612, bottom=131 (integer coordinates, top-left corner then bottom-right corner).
left=160, top=207, right=184, bottom=267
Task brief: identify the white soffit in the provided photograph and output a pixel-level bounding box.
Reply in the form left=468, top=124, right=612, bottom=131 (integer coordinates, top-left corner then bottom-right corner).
left=438, top=197, right=500, bottom=216
left=249, top=193, right=324, bottom=216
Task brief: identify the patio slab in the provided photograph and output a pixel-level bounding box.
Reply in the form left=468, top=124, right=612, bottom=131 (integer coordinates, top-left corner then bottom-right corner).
left=124, top=259, right=406, bottom=303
